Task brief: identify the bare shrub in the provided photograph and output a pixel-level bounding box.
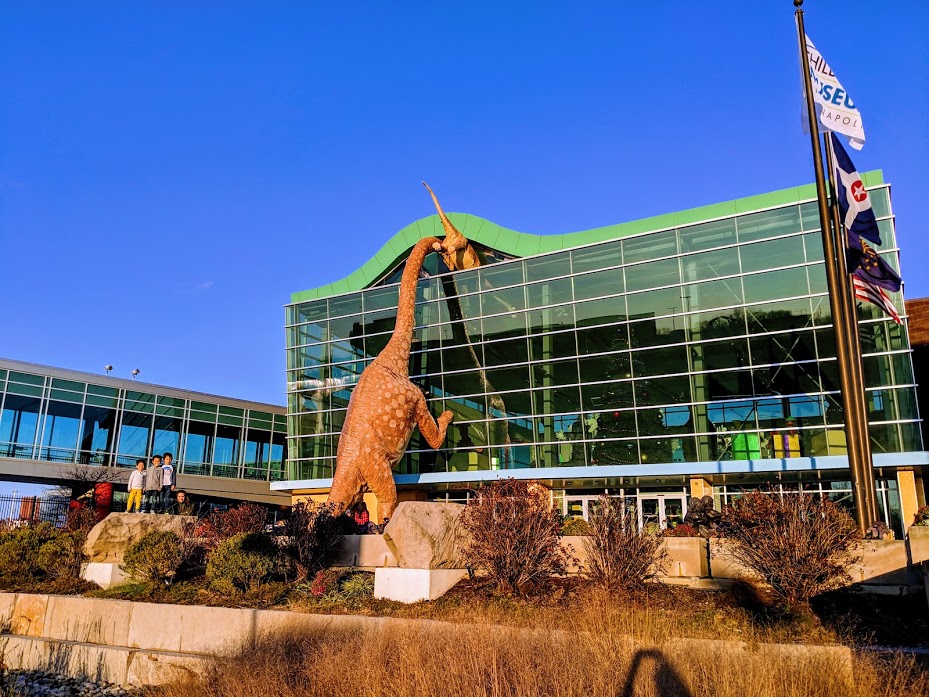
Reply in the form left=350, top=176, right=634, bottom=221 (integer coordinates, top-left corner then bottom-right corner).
left=196, top=502, right=268, bottom=549
left=65, top=506, right=98, bottom=532
left=458, top=479, right=574, bottom=595
left=279, top=502, right=342, bottom=580
left=720, top=489, right=860, bottom=611
left=585, top=496, right=667, bottom=592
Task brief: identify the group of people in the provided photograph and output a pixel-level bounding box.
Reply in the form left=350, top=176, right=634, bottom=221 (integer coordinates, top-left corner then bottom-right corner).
left=126, top=453, right=194, bottom=515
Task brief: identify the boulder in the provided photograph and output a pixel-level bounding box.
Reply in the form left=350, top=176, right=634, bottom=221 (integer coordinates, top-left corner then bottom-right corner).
left=382, top=502, right=467, bottom=569
left=83, top=513, right=197, bottom=564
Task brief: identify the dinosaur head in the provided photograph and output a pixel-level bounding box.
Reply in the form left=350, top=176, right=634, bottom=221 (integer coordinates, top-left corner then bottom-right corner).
left=422, top=181, right=469, bottom=256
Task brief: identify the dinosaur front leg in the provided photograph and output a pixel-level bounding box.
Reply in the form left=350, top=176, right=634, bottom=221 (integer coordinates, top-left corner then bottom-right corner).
left=414, top=394, right=454, bottom=449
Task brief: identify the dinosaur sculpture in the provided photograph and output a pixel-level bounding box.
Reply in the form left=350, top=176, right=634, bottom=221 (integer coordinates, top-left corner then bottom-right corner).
left=327, top=235, right=455, bottom=523
left=423, top=181, right=483, bottom=272
left=424, top=183, right=513, bottom=461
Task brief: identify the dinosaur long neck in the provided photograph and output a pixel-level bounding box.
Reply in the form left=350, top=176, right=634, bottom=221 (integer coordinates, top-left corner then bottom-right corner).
left=378, top=236, right=439, bottom=376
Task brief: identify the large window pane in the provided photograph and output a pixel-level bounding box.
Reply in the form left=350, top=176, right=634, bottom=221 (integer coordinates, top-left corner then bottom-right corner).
left=153, top=416, right=182, bottom=457
left=625, top=257, right=680, bottom=292
left=41, top=401, right=82, bottom=462
left=213, top=424, right=241, bottom=475
left=0, top=394, right=41, bottom=455
left=685, top=278, right=743, bottom=312
left=624, top=232, right=677, bottom=263
left=627, top=286, right=683, bottom=320
left=681, top=248, right=739, bottom=282
left=737, top=207, right=801, bottom=243
left=740, top=235, right=805, bottom=273
left=573, top=268, right=624, bottom=301
left=743, top=267, right=810, bottom=304
left=118, top=412, right=152, bottom=459
left=572, top=242, right=621, bottom=273
left=184, top=420, right=215, bottom=473
left=79, top=405, right=117, bottom=464
left=679, top=219, right=736, bottom=253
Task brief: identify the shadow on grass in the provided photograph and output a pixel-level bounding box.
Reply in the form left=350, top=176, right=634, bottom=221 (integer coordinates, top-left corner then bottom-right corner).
left=619, top=648, right=693, bottom=697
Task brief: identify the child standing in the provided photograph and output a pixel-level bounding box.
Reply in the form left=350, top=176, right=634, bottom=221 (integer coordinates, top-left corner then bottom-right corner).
left=127, top=460, right=145, bottom=513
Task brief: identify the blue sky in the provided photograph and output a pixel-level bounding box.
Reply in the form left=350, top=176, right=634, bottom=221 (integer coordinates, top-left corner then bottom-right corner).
left=1, top=1, right=927, bottom=407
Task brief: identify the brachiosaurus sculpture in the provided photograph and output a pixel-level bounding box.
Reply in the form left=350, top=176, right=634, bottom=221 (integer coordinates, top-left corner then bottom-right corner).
left=327, top=235, right=455, bottom=523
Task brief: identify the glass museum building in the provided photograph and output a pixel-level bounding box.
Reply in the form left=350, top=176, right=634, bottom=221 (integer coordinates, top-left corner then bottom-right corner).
left=278, top=171, right=926, bottom=533
left=0, top=358, right=289, bottom=505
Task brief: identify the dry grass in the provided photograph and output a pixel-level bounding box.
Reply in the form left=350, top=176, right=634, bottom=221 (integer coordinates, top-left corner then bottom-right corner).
left=286, top=580, right=842, bottom=646
left=147, top=592, right=929, bottom=697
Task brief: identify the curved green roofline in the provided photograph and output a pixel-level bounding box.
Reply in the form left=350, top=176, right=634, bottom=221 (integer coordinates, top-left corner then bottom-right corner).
left=291, top=170, right=884, bottom=304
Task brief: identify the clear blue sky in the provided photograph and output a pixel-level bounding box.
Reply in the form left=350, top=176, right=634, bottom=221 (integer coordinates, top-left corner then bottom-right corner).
left=1, top=1, right=927, bottom=407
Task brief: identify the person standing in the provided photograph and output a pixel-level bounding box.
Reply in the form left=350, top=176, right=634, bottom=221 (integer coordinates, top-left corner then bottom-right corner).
left=144, top=455, right=163, bottom=513
left=127, top=460, right=145, bottom=513
left=160, top=452, right=176, bottom=512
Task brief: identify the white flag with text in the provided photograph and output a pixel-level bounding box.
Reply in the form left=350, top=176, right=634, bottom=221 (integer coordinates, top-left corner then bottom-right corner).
left=802, top=35, right=866, bottom=150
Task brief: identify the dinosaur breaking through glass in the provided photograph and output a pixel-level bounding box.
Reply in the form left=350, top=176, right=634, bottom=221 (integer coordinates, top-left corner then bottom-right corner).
left=327, top=184, right=511, bottom=523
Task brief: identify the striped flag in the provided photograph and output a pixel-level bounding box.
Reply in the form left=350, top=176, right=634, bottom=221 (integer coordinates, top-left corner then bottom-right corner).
left=853, top=276, right=901, bottom=324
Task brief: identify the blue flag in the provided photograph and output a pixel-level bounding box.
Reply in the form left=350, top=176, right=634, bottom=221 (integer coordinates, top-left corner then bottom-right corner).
left=851, top=240, right=902, bottom=293
left=831, top=133, right=881, bottom=244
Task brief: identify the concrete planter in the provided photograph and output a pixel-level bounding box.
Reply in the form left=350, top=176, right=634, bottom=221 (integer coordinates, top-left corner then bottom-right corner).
left=333, top=534, right=397, bottom=568
left=907, top=525, right=929, bottom=565
left=663, top=537, right=709, bottom=578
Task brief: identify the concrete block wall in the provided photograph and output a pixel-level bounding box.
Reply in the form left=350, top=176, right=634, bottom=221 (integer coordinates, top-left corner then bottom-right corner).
left=0, top=592, right=855, bottom=688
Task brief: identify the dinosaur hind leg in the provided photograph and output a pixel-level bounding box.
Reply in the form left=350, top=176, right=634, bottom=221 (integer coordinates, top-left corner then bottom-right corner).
left=327, top=462, right=365, bottom=517
left=367, top=460, right=398, bottom=525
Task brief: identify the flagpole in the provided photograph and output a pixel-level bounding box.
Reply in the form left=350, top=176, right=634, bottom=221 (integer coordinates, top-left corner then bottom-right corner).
left=824, top=135, right=881, bottom=523
left=794, top=0, right=873, bottom=534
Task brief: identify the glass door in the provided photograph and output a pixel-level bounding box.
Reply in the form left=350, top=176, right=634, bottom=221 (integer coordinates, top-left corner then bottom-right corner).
left=637, top=494, right=687, bottom=530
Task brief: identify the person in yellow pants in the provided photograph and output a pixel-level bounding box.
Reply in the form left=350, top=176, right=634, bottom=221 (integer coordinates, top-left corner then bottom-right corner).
left=126, top=459, right=146, bottom=512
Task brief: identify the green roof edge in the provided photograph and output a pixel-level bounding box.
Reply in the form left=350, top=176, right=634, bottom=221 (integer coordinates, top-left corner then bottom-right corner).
left=290, top=170, right=885, bottom=304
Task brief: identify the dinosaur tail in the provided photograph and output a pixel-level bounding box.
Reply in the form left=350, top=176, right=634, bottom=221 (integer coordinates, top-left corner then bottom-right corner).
left=380, top=236, right=440, bottom=375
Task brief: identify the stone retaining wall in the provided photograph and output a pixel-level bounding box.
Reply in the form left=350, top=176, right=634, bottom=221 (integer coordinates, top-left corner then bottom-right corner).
left=334, top=535, right=918, bottom=589
left=0, top=593, right=855, bottom=688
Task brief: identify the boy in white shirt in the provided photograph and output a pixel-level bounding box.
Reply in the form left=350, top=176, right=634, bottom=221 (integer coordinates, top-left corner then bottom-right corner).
left=127, top=459, right=145, bottom=512
left=160, top=453, right=176, bottom=512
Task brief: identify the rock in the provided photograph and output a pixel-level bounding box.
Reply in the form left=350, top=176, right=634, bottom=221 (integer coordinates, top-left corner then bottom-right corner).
left=382, top=502, right=467, bottom=569
left=83, top=513, right=197, bottom=564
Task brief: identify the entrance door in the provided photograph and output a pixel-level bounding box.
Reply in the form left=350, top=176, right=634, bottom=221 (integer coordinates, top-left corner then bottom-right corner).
left=564, top=496, right=599, bottom=520
left=637, top=494, right=687, bottom=530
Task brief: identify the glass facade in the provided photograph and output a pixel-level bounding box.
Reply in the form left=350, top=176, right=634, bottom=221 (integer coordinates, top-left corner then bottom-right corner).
left=0, top=362, right=287, bottom=481
left=283, top=184, right=920, bottom=491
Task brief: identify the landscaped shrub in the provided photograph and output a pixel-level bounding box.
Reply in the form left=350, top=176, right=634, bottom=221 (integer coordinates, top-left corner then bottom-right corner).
left=65, top=506, right=98, bottom=532
left=121, top=531, right=183, bottom=584
left=36, top=530, right=87, bottom=579
left=913, top=505, right=929, bottom=526
left=665, top=523, right=700, bottom=537
left=309, top=568, right=342, bottom=598
left=459, top=479, right=574, bottom=595
left=0, top=522, right=57, bottom=585
left=339, top=571, right=374, bottom=600
left=585, top=496, right=667, bottom=592
left=561, top=516, right=591, bottom=536
left=206, top=532, right=277, bottom=593
left=720, top=489, right=860, bottom=611
left=196, top=503, right=268, bottom=548
left=280, top=502, right=343, bottom=580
